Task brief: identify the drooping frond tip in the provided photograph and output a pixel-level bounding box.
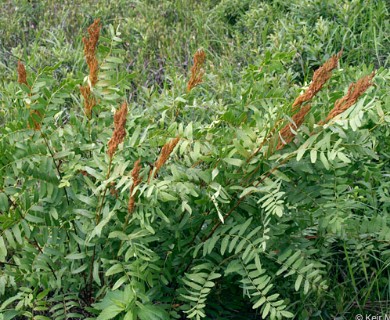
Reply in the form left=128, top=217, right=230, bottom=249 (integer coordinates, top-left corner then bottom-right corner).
left=187, top=49, right=206, bottom=92
left=292, top=50, right=343, bottom=111
left=107, top=101, right=128, bottom=158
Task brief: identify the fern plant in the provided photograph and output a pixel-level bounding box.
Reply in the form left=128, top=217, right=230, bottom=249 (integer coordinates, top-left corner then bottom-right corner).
left=0, top=12, right=389, bottom=320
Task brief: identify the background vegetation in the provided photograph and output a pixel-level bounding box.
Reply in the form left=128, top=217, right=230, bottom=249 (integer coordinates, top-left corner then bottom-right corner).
left=0, top=0, right=389, bottom=319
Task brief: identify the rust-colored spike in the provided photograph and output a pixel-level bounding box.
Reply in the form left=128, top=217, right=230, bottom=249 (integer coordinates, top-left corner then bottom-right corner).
left=88, top=58, right=99, bottom=87
left=17, top=61, right=28, bottom=86
left=148, top=137, right=180, bottom=182
left=277, top=104, right=311, bottom=150
left=319, top=71, right=375, bottom=125
left=80, top=85, right=96, bottom=119
left=187, top=49, right=206, bottom=92
left=83, top=19, right=101, bottom=54
left=292, top=50, right=342, bottom=112
left=17, top=61, right=42, bottom=130
left=83, top=18, right=101, bottom=87
left=81, top=18, right=101, bottom=119
left=128, top=159, right=142, bottom=214
left=107, top=102, right=128, bottom=159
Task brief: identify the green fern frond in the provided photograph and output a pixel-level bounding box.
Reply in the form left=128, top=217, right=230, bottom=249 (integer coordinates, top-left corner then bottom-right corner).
left=181, top=263, right=221, bottom=320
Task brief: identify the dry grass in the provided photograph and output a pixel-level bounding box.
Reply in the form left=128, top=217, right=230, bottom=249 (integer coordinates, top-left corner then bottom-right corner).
left=292, top=50, right=342, bottom=112
left=187, top=49, right=206, bottom=92
left=107, top=101, right=128, bottom=159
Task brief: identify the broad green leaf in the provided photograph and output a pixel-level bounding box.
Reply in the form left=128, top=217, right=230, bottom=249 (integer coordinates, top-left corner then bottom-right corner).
left=221, top=236, right=229, bottom=255
left=304, top=279, right=310, bottom=294
left=310, top=149, right=317, bottom=163
left=240, top=187, right=259, bottom=198
left=93, top=261, right=101, bottom=286
left=129, top=125, right=141, bottom=147
left=124, top=311, right=134, bottom=320
left=0, top=193, right=9, bottom=212
left=337, top=152, right=351, bottom=163
left=159, top=191, right=178, bottom=201
left=71, top=263, right=88, bottom=274
left=112, top=276, right=128, bottom=291
left=65, top=253, right=86, bottom=260
left=262, top=302, right=271, bottom=318
left=223, top=158, right=243, bottom=167
left=295, top=274, right=303, bottom=291
left=137, top=303, right=169, bottom=320
left=112, top=36, right=122, bottom=42
left=280, top=310, right=295, bottom=318
left=106, top=263, right=123, bottom=276
left=105, top=56, right=124, bottom=64
left=320, top=152, right=330, bottom=170
left=97, top=305, right=124, bottom=320
left=0, top=236, right=7, bottom=262
left=297, top=147, right=306, bottom=161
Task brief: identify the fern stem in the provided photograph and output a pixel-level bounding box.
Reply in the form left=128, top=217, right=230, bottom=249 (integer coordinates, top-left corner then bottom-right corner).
left=32, top=237, right=58, bottom=281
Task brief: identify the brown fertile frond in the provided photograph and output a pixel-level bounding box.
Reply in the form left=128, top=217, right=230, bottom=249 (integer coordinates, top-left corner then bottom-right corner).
left=187, top=49, right=206, bottom=92
left=320, top=71, right=375, bottom=125
left=80, top=85, right=96, bottom=119
left=82, top=18, right=101, bottom=87
left=82, top=18, right=101, bottom=64
left=131, top=159, right=142, bottom=186
left=84, top=19, right=100, bottom=52
left=277, top=104, right=311, bottom=150
left=17, top=61, right=42, bottom=130
left=107, top=101, right=128, bottom=159
left=149, top=137, right=180, bottom=181
left=88, top=58, right=99, bottom=87
left=128, top=159, right=142, bottom=214
left=292, top=50, right=342, bottom=112
left=80, top=18, right=101, bottom=119
left=17, top=61, right=28, bottom=85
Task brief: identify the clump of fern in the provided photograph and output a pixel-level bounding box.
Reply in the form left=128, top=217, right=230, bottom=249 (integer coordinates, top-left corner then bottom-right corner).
left=1, top=10, right=388, bottom=320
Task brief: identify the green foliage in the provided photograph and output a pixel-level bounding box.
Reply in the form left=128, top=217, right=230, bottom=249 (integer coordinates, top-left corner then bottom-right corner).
left=0, top=1, right=389, bottom=319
